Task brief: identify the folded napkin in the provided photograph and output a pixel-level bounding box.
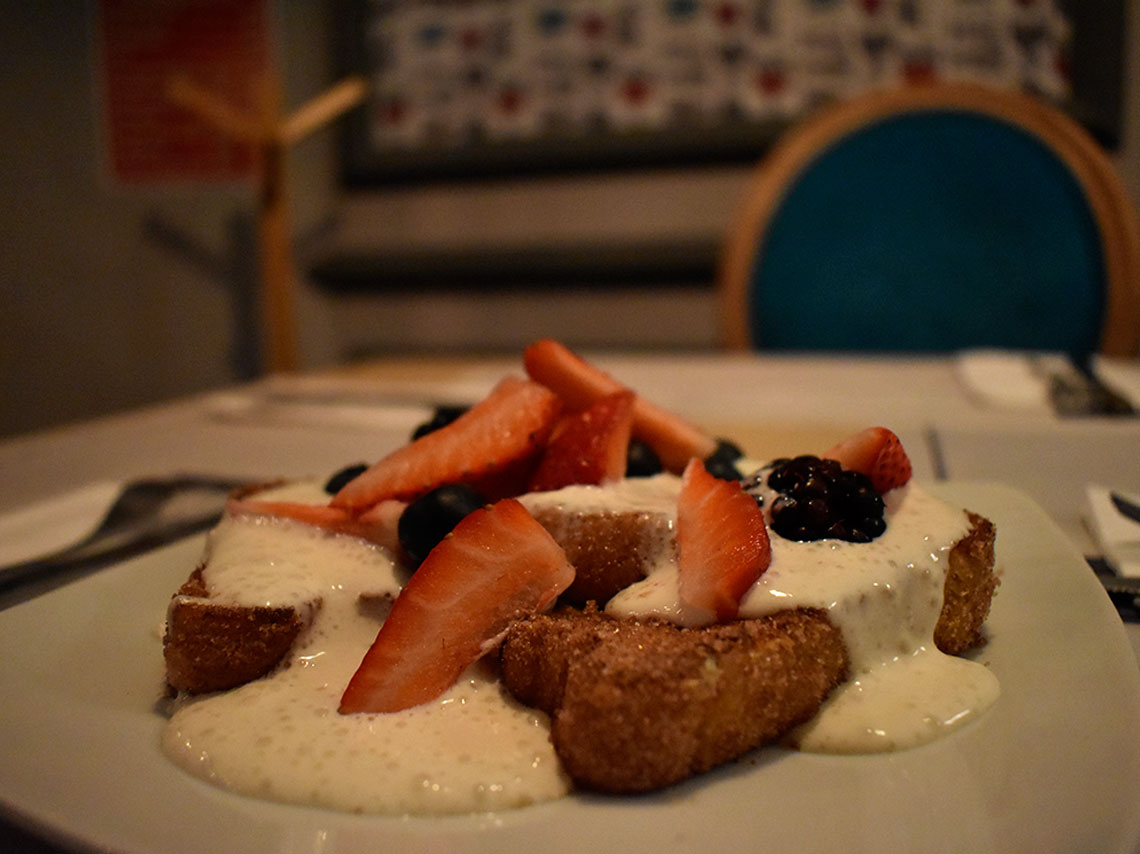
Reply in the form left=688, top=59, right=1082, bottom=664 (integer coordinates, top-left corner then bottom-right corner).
left=954, top=349, right=1055, bottom=413
left=1085, top=486, right=1140, bottom=578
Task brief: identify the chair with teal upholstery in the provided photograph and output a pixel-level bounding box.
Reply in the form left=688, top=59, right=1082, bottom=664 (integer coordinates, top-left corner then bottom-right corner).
left=717, top=82, right=1140, bottom=358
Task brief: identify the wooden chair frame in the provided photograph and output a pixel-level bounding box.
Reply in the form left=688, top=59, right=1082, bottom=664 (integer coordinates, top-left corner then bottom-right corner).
left=717, top=82, right=1140, bottom=356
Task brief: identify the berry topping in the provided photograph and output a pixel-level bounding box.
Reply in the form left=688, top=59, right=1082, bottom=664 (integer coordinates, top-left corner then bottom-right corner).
left=822, top=426, right=913, bottom=494
left=397, top=483, right=488, bottom=566
left=331, top=377, right=562, bottom=509
left=324, top=463, right=368, bottom=495
left=756, top=455, right=886, bottom=543
left=523, top=338, right=717, bottom=473
left=625, top=438, right=663, bottom=478
left=339, top=498, right=575, bottom=714
left=529, top=391, right=635, bottom=492
left=676, top=458, right=771, bottom=622
left=411, top=405, right=470, bottom=440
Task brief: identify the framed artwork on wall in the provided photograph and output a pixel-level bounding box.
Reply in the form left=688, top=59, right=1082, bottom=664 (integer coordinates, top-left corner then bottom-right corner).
left=335, top=0, right=1122, bottom=185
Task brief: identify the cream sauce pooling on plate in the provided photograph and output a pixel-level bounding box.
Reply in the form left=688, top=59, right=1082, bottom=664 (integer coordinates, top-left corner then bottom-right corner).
left=605, top=480, right=1000, bottom=753
left=163, top=497, right=569, bottom=816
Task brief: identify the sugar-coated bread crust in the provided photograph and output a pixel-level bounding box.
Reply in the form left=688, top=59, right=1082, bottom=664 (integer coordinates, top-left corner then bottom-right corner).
left=164, top=568, right=303, bottom=694
left=527, top=506, right=672, bottom=606
left=163, top=477, right=304, bottom=695
left=935, top=512, right=998, bottom=654
left=501, top=607, right=848, bottom=793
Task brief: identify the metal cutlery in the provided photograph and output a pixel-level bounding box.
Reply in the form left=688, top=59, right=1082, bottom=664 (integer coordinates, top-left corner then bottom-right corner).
left=0, top=475, right=247, bottom=593
left=1086, top=494, right=1140, bottom=617
left=1110, top=492, right=1140, bottom=526
left=1046, top=361, right=1135, bottom=417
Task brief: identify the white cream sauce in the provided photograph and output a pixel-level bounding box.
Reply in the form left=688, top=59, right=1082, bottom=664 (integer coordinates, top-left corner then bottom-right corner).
left=523, top=472, right=684, bottom=515
left=162, top=483, right=569, bottom=815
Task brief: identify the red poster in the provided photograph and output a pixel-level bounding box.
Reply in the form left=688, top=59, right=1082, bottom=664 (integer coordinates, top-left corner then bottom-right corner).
left=97, top=0, right=270, bottom=184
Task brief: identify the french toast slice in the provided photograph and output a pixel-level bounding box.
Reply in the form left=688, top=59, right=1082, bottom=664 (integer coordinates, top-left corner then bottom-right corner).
left=935, top=511, right=998, bottom=654
left=162, top=483, right=402, bottom=695
left=500, top=607, right=848, bottom=793
left=500, top=503, right=997, bottom=793
left=164, top=567, right=304, bottom=694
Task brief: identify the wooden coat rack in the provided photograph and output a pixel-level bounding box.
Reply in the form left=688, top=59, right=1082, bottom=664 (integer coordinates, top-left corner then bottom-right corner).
left=167, top=72, right=366, bottom=374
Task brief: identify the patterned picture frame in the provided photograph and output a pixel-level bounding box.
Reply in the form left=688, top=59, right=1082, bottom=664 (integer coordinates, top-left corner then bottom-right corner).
left=335, top=0, right=1121, bottom=185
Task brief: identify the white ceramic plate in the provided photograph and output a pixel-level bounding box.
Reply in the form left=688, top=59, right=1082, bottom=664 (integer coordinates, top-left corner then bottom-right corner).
left=1, top=483, right=1138, bottom=854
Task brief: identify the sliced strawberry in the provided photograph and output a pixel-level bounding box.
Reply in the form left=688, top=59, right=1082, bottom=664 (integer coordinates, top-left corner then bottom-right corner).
left=522, top=338, right=620, bottom=411
left=523, top=338, right=717, bottom=473
left=822, top=426, right=913, bottom=493
left=676, top=458, right=770, bottom=622
left=356, top=499, right=408, bottom=555
left=331, top=377, right=561, bottom=509
left=339, top=498, right=575, bottom=714
left=529, top=391, right=635, bottom=492
left=226, top=497, right=406, bottom=553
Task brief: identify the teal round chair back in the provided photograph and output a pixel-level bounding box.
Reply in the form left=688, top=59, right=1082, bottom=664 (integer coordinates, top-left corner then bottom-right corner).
left=718, top=84, right=1140, bottom=358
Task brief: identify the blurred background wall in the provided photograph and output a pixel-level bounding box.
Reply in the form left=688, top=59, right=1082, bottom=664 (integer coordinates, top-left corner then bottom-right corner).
left=2, top=1, right=1138, bottom=438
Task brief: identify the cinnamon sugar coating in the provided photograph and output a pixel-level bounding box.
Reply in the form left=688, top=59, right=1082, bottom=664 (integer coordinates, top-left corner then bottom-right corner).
left=935, top=512, right=999, bottom=654
left=500, top=607, right=848, bottom=793
left=163, top=566, right=303, bottom=694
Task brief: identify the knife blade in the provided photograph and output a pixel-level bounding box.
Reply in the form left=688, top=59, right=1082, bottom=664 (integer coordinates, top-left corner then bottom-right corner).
left=1109, top=492, right=1140, bottom=526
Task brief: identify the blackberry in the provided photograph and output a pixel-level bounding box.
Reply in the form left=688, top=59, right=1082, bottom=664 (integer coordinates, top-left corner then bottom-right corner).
left=758, top=455, right=885, bottom=543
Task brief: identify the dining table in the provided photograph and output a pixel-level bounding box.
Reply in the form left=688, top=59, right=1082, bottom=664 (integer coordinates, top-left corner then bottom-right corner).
left=1, top=348, right=1138, bottom=854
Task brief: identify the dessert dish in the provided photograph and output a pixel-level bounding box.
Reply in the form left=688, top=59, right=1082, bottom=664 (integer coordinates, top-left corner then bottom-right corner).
left=161, top=339, right=999, bottom=814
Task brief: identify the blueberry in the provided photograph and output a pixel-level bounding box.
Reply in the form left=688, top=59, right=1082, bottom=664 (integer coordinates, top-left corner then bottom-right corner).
left=703, top=454, right=743, bottom=482
left=397, top=483, right=488, bottom=566
left=411, top=405, right=469, bottom=441
left=709, top=438, right=744, bottom=463
left=324, top=463, right=368, bottom=494
left=704, top=438, right=745, bottom=481
left=626, top=439, right=663, bottom=478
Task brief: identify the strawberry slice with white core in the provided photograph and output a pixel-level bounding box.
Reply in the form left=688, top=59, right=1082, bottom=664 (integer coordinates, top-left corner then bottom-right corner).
left=227, top=497, right=405, bottom=553
left=523, top=338, right=717, bottom=474
left=529, top=390, right=635, bottom=492
left=339, top=498, right=575, bottom=714
left=331, top=377, right=561, bottom=509
left=822, top=426, right=913, bottom=494
left=676, top=458, right=771, bottom=622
